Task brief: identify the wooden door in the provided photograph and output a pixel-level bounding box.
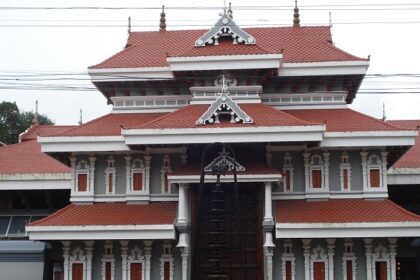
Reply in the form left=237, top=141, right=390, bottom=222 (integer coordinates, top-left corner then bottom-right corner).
left=72, top=263, right=83, bottom=280
left=313, top=262, right=325, bottom=280
left=130, top=263, right=142, bottom=280
left=375, top=261, right=387, bottom=280
left=193, top=183, right=262, bottom=280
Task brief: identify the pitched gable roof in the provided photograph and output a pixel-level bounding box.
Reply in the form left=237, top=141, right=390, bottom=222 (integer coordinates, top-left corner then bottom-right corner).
left=20, top=124, right=75, bottom=142
left=91, top=26, right=366, bottom=69
left=387, top=120, right=420, bottom=168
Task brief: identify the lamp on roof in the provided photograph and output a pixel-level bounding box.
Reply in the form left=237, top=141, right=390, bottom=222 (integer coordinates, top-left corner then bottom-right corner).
left=159, top=5, right=166, bottom=31
left=293, top=0, right=300, bottom=27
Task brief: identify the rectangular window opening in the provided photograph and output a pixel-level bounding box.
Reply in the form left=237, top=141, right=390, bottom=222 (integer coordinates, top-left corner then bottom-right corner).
left=311, top=169, right=322, bottom=188
left=77, top=174, right=87, bottom=192
left=133, top=173, right=143, bottom=191
left=370, top=169, right=380, bottom=188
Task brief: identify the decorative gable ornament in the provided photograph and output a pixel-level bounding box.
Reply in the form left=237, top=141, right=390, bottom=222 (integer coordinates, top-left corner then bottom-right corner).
left=204, top=149, right=245, bottom=173
left=195, top=6, right=256, bottom=47
left=196, top=75, right=253, bottom=125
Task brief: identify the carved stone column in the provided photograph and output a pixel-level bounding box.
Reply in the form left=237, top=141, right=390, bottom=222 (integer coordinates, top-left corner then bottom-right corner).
left=323, top=152, right=330, bottom=191
left=62, top=241, right=71, bottom=280
left=381, top=152, right=388, bottom=190
left=144, top=240, right=153, bottom=280
left=266, top=247, right=274, bottom=280
left=302, top=239, right=311, bottom=280
left=180, top=247, right=190, bottom=280
left=144, top=155, right=152, bottom=194
left=84, top=241, right=94, bottom=280
left=361, top=152, right=368, bottom=191
left=364, top=238, right=373, bottom=280
left=303, top=152, right=310, bottom=192
left=388, top=238, right=398, bottom=280
left=88, top=156, right=96, bottom=196
left=120, top=240, right=129, bottom=280
left=326, top=239, right=335, bottom=280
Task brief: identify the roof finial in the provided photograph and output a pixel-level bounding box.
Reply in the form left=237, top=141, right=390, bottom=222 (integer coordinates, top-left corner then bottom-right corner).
left=159, top=5, right=166, bottom=31
left=382, top=103, right=387, bottom=121
left=293, top=0, right=300, bottom=27
left=227, top=2, right=233, bottom=18
left=329, top=11, right=332, bottom=27
left=79, top=108, right=83, bottom=125
left=128, top=16, right=131, bottom=33
left=32, top=100, right=39, bottom=125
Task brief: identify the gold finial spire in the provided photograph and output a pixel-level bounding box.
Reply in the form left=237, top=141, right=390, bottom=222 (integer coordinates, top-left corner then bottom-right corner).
left=293, top=0, right=300, bottom=27
left=159, top=5, right=166, bottom=31
left=227, top=2, right=233, bottom=18
left=128, top=16, right=131, bottom=33
left=79, top=108, right=83, bottom=125
left=32, top=100, right=39, bottom=125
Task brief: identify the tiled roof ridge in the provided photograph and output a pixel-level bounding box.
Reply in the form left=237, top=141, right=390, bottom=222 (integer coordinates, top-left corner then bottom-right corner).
left=28, top=203, right=75, bottom=227
left=384, top=199, right=420, bottom=220
left=133, top=106, right=192, bottom=129
left=53, top=113, right=112, bottom=136
left=347, top=108, right=412, bottom=131
left=89, top=44, right=137, bottom=69
left=265, top=104, right=322, bottom=127
left=19, top=123, right=40, bottom=141
left=320, top=41, right=367, bottom=62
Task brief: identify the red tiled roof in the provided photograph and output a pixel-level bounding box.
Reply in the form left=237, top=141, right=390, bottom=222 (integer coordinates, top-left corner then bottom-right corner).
left=388, top=120, right=420, bottom=168
left=286, top=109, right=406, bottom=132
left=56, top=113, right=166, bottom=137
left=0, top=140, right=70, bottom=174
left=91, top=26, right=365, bottom=69
left=130, top=103, right=320, bottom=129
left=20, top=124, right=75, bottom=142
left=275, top=199, right=420, bottom=223
left=29, top=202, right=177, bottom=226
left=170, top=161, right=281, bottom=176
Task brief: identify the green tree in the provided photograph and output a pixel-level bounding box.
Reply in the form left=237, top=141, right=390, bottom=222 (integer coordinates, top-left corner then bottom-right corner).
left=0, top=101, right=55, bottom=144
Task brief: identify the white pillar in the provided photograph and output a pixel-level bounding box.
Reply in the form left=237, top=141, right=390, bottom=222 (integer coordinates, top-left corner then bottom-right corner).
left=264, top=182, right=273, bottom=222
left=302, top=239, right=311, bottom=280
left=323, top=152, right=330, bottom=191
left=62, top=241, right=71, bottom=280
left=303, top=153, right=310, bottom=192
left=326, top=239, right=335, bottom=280
left=177, top=184, right=189, bottom=224
left=120, top=241, right=129, bottom=280
left=84, top=241, right=94, bottom=280
left=266, top=247, right=274, bottom=280
left=364, top=238, right=373, bottom=280
left=124, top=156, right=132, bottom=193
left=388, top=238, right=398, bottom=280
left=381, top=152, right=388, bottom=191
left=180, top=247, right=189, bottom=280
left=88, top=156, right=96, bottom=196
left=361, top=152, right=368, bottom=191
left=144, top=240, right=153, bottom=280
left=144, top=155, right=152, bottom=194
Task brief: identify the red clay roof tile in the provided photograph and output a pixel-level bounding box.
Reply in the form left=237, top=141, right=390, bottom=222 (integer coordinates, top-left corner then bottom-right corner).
left=20, top=124, right=75, bottom=142
left=131, top=103, right=320, bottom=129
left=286, top=108, right=405, bottom=132
left=275, top=199, right=420, bottom=223
left=0, top=140, right=70, bottom=174
left=56, top=112, right=166, bottom=136
left=29, top=202, right=177, bottom=226
left=91, top=26, right=365, bottom=69
left=388, top=120, right=420, bottom=168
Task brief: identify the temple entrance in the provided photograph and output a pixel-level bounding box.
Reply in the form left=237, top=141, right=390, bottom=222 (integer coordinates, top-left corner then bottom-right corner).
left=193, top=183, right=263, bottom=280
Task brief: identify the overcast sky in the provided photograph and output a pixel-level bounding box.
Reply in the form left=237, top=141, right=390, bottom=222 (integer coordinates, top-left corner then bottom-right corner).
left=1, top=0, right=420, bottom=125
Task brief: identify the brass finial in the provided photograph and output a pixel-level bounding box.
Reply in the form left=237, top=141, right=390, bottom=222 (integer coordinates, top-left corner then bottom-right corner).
left=227, top=2, right=233, bottom=18
left=79, top=108, right=83, bottom=125
left=32, top=100, right=39, bottom=125
left=128, top=16, right=131, bottom=33
left=293, top=0, right=300, bottom=27
left=159, top=5, right=166, bottom=31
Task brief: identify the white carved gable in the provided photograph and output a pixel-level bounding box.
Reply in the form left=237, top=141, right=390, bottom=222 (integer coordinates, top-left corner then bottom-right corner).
left=204, top=151, right=245, bottom=173
left=195, top=6, right=256, bottom=47
left=196, top=75, right=253, bottom=125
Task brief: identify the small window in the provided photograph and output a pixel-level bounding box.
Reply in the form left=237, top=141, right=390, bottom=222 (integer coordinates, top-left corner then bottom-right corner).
left=164, top=261, right=170, bottom=280
left=370, top=169, right=380, bottom=188
left=283, top=171, right=291, bottom=191
left=343, top=169, right=349, bottom=190
left=312, top=170, right=322, bottom=188
left=108, top=173, right=113, bottom=193
left=285, top=260, right=292, bottom=280
left=346, top=260, right=353, bottom=280
left=164, top=174, right=169, bottom=193
left=105, top=262, right=112, bottom=280
left=78, top=174, right=88, bottom=192
left=375, top=261, right=387, bottom=280
left=133, top=173, right=143, bottom=191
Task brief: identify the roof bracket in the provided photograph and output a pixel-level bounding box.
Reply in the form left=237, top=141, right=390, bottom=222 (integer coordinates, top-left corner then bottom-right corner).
left=196, top=75, right=253, bottom=125
left=195, top=6, right=256, bottom=47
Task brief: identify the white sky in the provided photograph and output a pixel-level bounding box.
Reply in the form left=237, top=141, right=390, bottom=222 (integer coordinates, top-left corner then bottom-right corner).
left=1, top=0, right=420, bottom=125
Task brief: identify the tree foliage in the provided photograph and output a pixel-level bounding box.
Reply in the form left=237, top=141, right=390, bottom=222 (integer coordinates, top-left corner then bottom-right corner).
left=0, top=101, right=54, bottom=144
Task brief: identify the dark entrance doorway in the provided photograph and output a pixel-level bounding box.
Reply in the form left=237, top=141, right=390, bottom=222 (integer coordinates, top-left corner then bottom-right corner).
left=193, top=183, right=263, bottom=280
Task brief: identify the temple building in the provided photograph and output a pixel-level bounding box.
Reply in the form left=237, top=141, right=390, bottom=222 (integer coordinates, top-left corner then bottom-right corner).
left=1, top=2, right=420, bottom=280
